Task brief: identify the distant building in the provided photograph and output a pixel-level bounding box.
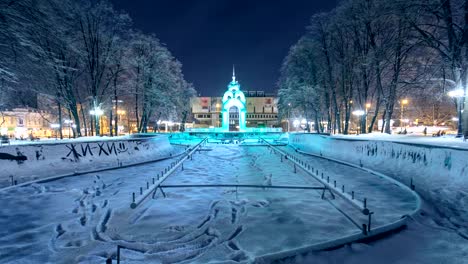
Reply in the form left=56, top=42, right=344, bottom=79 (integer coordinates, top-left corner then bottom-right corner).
left=190, top=69, right=279, bottom=130
left=0, top=107, right=56, bottom=138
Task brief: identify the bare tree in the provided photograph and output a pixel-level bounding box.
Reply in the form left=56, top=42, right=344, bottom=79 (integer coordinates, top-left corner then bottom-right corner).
left=77, top=0, right=130, bottom=136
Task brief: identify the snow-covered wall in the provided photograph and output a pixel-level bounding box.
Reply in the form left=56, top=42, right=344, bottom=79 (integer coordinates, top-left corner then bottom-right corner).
left=0, top=136, right=175, bottom=188
left=289, top=133, right=468, bottom=226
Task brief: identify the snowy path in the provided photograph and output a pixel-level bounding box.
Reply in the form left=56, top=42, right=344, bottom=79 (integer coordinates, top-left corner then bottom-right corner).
left=0, top=143, right=421, bottom=263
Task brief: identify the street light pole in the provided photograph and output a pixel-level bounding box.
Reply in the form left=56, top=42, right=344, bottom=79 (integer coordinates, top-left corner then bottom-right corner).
left=90, top=107, right=104, bottom=137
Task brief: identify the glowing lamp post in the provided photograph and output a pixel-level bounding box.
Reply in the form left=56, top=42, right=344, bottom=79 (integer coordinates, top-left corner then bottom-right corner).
left=90, top=108, right=104, bottom=116
left=352, top=110, right=365, bottom=135
left=90, top=108, right=104, bottom=136
left=448, top=89, right=465, bottom=137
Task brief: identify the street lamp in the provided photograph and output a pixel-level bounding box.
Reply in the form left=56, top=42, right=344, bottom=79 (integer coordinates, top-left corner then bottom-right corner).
left=90, top=108, right=104, bottom=116
left=90, top=107, right=104, bottom=136
left=448, top=89, right=465, bottom=137
left=400, top=99, right=409, bottom=132
left=64, top=119, right=73, bottom=139
left=287, top=103, right=291, bottom=132
left=352, top=110, right=365, bottom=135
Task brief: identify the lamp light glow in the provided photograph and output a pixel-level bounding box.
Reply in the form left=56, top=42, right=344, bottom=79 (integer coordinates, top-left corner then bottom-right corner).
left=352, top=110, right=365, bottom=116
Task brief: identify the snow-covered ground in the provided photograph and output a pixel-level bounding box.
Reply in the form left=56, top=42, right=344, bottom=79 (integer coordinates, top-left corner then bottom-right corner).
left=0, top=141, right=420, bottom=263
left=334, top=132, right=468, bottom=149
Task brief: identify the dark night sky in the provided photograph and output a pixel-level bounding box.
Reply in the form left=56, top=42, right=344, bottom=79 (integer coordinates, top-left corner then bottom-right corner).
left=110, top=0, right=338, bottom=96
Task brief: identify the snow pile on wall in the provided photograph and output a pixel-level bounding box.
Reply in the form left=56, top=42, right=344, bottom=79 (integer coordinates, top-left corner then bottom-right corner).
left=289, top=133, right=468, bottom=228
left=0, top=136, right=175, bottom=188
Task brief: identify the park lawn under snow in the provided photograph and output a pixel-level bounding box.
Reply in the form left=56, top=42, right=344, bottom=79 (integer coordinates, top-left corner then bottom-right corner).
left=0, top=141, right=422, bottom=263
left=333, top=132, right=468, bottom=149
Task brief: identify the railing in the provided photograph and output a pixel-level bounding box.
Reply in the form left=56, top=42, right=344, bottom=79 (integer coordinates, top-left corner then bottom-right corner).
left=129, top=137, right=208, bottom=209
left=261, top=138, right=371, bottom=216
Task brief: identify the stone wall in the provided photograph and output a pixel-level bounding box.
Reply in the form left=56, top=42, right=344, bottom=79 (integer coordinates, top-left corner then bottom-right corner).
left=0, top=136, right=175, bottom=188
left=289, top=133, right=468, bottom=227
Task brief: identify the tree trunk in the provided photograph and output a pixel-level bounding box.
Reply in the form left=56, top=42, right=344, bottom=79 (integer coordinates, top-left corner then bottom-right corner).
left=360, top=115, right=366, bottom=134
left=385, top=18, right=404, bottom=134
left=57, top=98, right=63, bottom=139
left=343, top=100, right=351, bottom=134
left=80, top=104, right=88, bottom=137
left=380, top=109, right=386, bottom=133
left=114, top=88, right=118, bottom=136
left=369, top=97, right=381, bottom=133
left=89, top=102, right=94, bottom=136
left=93, top=99, right=100, bottom=136
left=384, top=101, right=395, bottom=134
left=180, top=111, right=187, bottom=132
left=109, top=110, right=113, bottom=137
left=314, top=112, right=320, bottom=133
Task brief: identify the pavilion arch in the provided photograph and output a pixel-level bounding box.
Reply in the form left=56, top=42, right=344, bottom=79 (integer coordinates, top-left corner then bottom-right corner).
left=221, top=67, right=246, bottom=131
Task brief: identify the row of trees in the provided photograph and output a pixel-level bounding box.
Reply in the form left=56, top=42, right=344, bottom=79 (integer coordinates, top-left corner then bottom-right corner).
left=278, top=0, right=463, bottom=134
left=0, top=0, right=195, bottom=137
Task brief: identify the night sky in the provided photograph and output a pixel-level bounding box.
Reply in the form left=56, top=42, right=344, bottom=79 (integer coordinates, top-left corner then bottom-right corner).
left=110, top=0, right=338, bottom=96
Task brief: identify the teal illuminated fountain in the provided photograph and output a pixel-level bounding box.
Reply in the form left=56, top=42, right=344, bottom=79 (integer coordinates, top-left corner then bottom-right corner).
left=222, top=67, right=247, bottom=131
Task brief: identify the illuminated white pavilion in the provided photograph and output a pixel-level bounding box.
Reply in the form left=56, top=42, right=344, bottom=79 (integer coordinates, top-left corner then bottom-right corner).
left=221, top=67, right=247, bottom=131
